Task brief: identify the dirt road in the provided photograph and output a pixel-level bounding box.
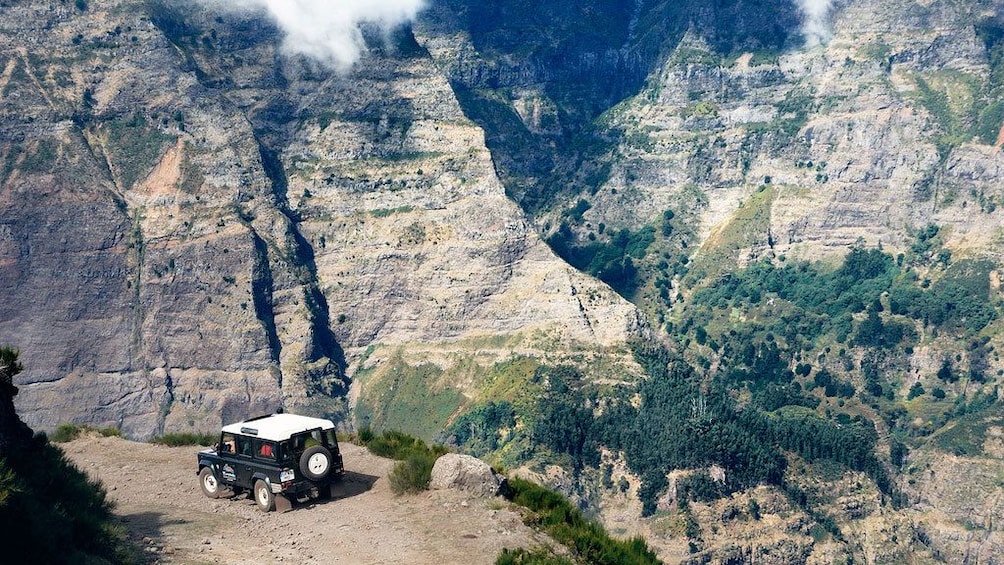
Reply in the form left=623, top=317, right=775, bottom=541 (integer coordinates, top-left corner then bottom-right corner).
left=63, top=435, right=543, bottom=564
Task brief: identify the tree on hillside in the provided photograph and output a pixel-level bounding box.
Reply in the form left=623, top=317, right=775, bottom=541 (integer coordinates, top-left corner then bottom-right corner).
left=0, top=347, right=30, bottom=456
left=0, top=347, right=133, bottom=563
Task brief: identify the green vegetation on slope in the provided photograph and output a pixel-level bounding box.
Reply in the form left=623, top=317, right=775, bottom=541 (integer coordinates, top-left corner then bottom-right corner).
left=547, top=222, right=655, bottom=297
left=908, top=14, right=1004, bottom=157
left=499, top=477, right=660, bottom=565
left=101, top=113, right=177, bottom=189
left=975, top=16, right=1004, bottom=145
left=355, top=352, right=464, bottom=443
left=443, top=235, right=1000, bottom=528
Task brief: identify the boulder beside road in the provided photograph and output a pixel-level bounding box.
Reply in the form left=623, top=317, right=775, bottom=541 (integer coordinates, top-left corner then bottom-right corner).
left=429, top=454, right=505, bottom=497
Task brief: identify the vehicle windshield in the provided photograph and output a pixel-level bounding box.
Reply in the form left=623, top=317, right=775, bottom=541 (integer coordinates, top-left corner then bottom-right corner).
left=219, top=433, right=236, bottom=454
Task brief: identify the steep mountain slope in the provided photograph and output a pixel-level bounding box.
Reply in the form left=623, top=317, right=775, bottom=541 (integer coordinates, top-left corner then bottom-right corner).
left=0, top=0, right=640, bottom=439
left=425, top=0, right=1004, bottom=273
left=578, top=0, right=1004, bottom=265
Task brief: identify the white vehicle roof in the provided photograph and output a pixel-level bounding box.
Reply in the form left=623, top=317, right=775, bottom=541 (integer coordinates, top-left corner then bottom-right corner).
left=221, top=413, right=335, bottom=442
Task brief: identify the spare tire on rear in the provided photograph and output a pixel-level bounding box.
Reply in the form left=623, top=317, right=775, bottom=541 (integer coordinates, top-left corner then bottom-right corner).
left=299, top=445, right=332, bottom=481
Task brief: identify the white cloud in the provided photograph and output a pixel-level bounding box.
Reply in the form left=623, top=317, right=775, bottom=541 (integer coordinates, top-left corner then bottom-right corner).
left=798, top=0, right=834, bottom=47
left=208, top=0, right=425, bottom=71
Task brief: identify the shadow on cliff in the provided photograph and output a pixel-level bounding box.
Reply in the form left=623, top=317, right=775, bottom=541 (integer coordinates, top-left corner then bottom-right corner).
left=258, top=141, right=350, bottom=399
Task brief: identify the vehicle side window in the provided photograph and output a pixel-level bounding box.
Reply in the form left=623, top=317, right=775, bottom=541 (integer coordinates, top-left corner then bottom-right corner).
left=255, top=440, right=275, bottom=460
left=235, top=436, right=252, bottom=457
left=220, top=433, right=236, bottom=454
left=278, top=441, right=291, bottom=462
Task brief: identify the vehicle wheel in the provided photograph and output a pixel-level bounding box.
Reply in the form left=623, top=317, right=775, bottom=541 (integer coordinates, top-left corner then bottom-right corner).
left=299, top=446, right=332, bottom=481
left=199, top=467, right=221, bottom=499
left=254, top=480, right=274, bottom=512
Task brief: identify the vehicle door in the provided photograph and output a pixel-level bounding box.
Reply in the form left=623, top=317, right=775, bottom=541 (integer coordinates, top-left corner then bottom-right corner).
left=215, top=432, right=241, bottom=486
left=233, top=434, right=256, bottom=488
left=320, top=428, right=344, bottom=473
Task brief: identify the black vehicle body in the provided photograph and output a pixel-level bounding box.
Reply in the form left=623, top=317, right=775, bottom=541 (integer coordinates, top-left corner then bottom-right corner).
left=196, top=414, right=344, bottom=511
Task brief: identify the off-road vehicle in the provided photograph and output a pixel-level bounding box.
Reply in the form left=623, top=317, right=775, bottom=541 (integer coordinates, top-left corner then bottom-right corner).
left=196, top=413, right=344, bottom=512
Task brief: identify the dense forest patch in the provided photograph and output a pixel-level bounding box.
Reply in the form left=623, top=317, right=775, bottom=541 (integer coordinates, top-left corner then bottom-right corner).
left=445, top=240, right=1002, bottom=523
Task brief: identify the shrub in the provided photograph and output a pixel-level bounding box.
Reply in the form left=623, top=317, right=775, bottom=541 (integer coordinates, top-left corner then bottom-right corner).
left=496, top=547, right=574, bottom=564
left=388, top=449, right=437, bottom=495
left=358, top=426, right=375, bottom=444
left=151, top=432, right=216, bottom=447
left=366, top=430, right=448, bottom=495
left=366, top=430, right=447, bottom=459
left=366, top=430, right=426, bottom=459
left=505, top=477, right=660, bottom=565
left=0, top=349, right=134, bottom=560
left=0, top=437, right=135, bottom=563
left=890, top=438, right=908, bottom=467
left=49, top=423, right=83, bottom=443
left=49, top=424, right=121, bottom=443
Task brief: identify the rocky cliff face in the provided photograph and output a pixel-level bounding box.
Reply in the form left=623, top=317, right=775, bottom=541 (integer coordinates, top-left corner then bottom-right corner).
left=585, top=0, right=1004, bottom=263
left=2, top=0, right=1004, bottom=562
left=0, top=0, right=639, bottom=438
left=457, top=0, right=1004, bottom=266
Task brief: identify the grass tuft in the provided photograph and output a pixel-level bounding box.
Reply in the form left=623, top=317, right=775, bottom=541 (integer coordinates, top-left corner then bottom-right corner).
left=497, top=547, right=575, bottom=564
left=49, top=423, right=122, bottom=443
left=150, top=432, right=216, bottom=447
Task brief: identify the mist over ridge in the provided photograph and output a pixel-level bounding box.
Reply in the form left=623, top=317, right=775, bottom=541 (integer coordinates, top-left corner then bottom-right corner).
left=205, top=0, right=425, bottom=70
left=798, top=0, right=835, bottom=46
